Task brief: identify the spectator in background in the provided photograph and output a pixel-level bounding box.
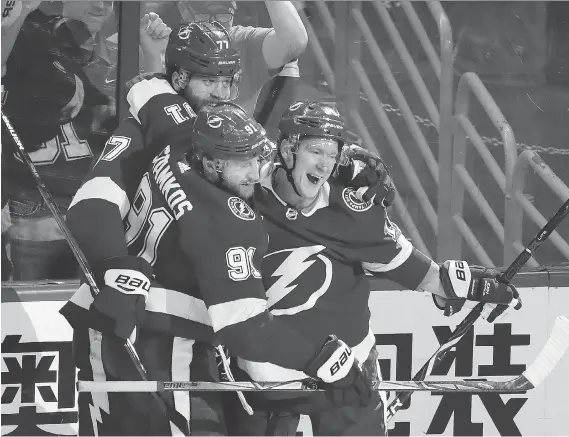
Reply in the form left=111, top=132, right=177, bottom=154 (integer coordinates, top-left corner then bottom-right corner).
left=1, top=1, right=169, bottom=280
left=175, top=0, right=307, bottom=128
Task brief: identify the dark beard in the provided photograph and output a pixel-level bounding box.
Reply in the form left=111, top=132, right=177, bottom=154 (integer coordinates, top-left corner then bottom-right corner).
left=183, top=88, right=219, bottom=113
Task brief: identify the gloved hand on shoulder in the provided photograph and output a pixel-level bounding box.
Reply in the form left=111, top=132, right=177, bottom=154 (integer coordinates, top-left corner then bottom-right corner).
left=336, top=144, right=396, bottom=207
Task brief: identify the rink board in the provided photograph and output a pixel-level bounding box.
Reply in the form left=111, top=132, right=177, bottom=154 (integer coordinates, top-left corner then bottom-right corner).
left=1, top=276, right=568, bottom=436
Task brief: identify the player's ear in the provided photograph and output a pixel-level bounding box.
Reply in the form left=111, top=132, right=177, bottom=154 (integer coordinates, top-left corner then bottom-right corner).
left=279, top=140, right=295, bottom=167
left=202, top=156, right=217, bottom=175
left=171, top=71, right=184, bottom=92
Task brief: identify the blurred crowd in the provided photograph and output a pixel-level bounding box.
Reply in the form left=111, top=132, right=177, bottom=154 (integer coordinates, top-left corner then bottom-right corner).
left=1, top=1, right=566, bottom=282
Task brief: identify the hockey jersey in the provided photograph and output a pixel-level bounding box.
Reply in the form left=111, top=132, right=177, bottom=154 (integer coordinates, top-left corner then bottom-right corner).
left=62, top=78, right=198, bottom=335
left=235, top=175, right=435, bottom=381
left=65, top=77, right=195, bottom=270
left=2, top=10, right=117, bottom=201
left=128, top=147, right=318, bottom=368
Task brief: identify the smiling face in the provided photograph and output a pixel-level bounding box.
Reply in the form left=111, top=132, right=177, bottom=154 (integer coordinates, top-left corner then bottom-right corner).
left=175, top=73, right=233, bottom=112
left=284, top=136, right=340, bottom=201
left=218, top=157, right=261, bottom=199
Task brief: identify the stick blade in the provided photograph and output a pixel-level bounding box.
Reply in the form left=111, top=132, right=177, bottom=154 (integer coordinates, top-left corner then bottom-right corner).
left=522, top=316, right=569, bottom=388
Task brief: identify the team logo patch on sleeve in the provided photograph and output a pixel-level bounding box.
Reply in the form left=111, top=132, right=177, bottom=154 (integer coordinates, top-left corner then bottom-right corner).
left=342, top=187, right=373, bottom=212
left=228, top=197, right=256, bottom=220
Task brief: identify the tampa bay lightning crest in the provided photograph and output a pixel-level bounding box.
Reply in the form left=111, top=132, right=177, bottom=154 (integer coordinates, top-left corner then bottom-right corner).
left=228, top=197, right=255, bottom=220
left=342, top=187, right=373, bottom=212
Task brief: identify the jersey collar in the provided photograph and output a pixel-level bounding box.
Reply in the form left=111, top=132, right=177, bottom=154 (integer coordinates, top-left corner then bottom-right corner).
left=262, top=170, right=330, bottom=217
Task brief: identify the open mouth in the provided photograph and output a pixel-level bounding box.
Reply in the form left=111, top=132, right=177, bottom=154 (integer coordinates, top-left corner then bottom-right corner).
left=306, top=174, right=322, bottom=185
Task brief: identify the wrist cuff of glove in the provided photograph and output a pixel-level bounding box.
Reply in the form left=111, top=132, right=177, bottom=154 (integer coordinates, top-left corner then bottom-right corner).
left=431, top=294, right=464, bottom=317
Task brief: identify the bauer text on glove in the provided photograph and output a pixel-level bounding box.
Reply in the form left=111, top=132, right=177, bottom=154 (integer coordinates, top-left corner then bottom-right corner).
left=90, top=255, right=153, bottom=343
left=434, top=260, right=522, bottom=322
left=303, top=335, right=373, bottom=407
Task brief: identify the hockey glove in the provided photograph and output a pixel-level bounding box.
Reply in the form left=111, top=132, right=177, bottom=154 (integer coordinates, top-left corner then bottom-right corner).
left=436, top=260, right=522, bottom=323
left=90, top=256, right=152, bottom=343
left=336, top=144, right=396, bottom=207
left=304, top=335, right=373, bottom=407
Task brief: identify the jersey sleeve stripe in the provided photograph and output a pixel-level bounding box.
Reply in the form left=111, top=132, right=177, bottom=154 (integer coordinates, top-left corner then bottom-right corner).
left=68, top=283, right=94, bottom=309
left=69, top=177, right=130, bottom=219
left=361, top=234, right=413, bottom=273
left=416, top=261, right=442, bottom=294
left=208, top=298, right=268, bottom=332
left=127, top=77, right=177, bottom=124
left=146, top=287, right=211, bottom=327
left=68, top=283, right=214, bottom=327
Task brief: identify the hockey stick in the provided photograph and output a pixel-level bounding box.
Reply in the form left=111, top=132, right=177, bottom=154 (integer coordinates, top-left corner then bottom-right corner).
left=77, top=314, right=569, bottom=393
left=1, top=112, right=190, bottom=435
left=385, top=197, right=569, bottom=422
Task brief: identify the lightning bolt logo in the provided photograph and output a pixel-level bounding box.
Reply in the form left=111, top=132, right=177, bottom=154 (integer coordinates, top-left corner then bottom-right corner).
left=89, top=403, right=103, bottom=434
left=265, top=245, right=332, bottom=315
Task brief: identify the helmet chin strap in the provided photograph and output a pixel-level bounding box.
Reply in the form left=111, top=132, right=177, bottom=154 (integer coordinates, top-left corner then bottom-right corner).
left=285, top=156, right=304, bottom=198
left=277, top=144, right=303, bottom=198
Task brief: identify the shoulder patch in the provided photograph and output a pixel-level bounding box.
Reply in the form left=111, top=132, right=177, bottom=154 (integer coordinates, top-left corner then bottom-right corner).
left=342, top=187, right=373, bottom=212
left=228, top=197, right=256, bottom=220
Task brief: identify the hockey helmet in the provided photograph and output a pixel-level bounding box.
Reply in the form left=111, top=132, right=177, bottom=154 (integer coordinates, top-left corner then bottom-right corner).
left=278, top=100, right=346, bottom=148
left=166, top=22, right=240, bottom=78
left=192, top=102, right=275, bottom=165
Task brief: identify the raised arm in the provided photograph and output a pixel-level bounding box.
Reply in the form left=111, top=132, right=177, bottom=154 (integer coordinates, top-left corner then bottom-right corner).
left=261, top=1, right=308, bottom=69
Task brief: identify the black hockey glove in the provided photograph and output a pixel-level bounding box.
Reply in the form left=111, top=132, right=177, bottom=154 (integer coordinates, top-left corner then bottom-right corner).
left=336, top=144, right=396, bottom=207
left=304, top=336, right=373, bottom=407
left=90, top=256, right=152, bottom=343
left=435, top=260, right=522, bottom=323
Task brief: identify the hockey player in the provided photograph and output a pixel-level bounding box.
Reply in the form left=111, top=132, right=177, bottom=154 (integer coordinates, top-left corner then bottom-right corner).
left=176, top=0, right=308, bottom=117
left=59, top=22, right=243, bottom=436
left=220, top=100, right=523, bottom=435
